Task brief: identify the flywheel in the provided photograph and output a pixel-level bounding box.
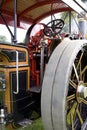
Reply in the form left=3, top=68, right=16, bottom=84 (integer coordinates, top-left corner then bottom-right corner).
left=41, top=38, right=87, bottom=130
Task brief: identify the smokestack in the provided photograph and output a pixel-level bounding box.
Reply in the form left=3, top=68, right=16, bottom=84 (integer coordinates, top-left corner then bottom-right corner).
left=78, top=14, right=86, bottom=38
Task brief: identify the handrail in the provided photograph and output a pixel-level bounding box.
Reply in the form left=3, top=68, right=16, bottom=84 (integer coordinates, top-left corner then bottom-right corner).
left=13, top=50, right=19, bottom=94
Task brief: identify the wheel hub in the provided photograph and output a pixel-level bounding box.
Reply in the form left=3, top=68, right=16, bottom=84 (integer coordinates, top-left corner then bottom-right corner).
left=77, top=81, right=87, bottom=103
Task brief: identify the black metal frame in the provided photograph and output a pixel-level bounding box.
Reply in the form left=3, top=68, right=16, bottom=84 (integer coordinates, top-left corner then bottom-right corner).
left=0, top=0, right=17, bottom=44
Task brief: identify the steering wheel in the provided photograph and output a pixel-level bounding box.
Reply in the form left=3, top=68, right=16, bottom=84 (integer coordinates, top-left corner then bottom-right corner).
left=43, top=19, right=64, bottom=37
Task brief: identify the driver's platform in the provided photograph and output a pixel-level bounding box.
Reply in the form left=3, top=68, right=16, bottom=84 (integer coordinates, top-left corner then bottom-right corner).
left=29, top=86, right=41, bottom=93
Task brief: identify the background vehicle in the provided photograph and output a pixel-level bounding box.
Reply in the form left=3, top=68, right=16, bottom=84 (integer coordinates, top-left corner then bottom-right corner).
left=0, top=0, right=87, bottom=130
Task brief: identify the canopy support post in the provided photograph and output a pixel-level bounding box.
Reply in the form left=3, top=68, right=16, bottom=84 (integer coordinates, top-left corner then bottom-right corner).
left=13, top=0, right=17, bottom=44
left=69, top=11, right=71, bottom=34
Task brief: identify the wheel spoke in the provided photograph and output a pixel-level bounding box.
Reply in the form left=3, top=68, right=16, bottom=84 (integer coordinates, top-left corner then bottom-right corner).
left=73, top=63, right=79, bottom=82
left=77, top=53, right=83, bottom=80
left=67, top=94, right=75, bottom=102
left=76, top=53, right=83, bottom=69
left=81, top=65, right=87, bottom=76
left=67, top=102, right=77, bottom=126
left=76, top=107, right=83, bottom=124
left=69, top=79, right=77, bottom=89
left=84, top=83, right=87, bottom=86
left=71, top=113, right=74, bottom=130
left=82, top=99, right=87, bottom=105
left=72, top=52, right=83, bottom=80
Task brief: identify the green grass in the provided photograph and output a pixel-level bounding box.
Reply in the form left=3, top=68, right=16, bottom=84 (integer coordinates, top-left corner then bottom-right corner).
left=23, top=118, right=44, bottom=130
left=5, top=118, right=44, bottom=130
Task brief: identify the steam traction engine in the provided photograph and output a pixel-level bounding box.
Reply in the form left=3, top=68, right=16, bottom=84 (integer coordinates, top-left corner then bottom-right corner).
left=0, top=19, right=64, bottom=129
left=0, top=19, right=87, bottom=130
left=0, top=0, right=87, bottom=130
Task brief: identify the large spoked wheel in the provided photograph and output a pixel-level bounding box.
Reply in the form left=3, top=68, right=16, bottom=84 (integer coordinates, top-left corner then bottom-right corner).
left=41, top=39, right=87, bottom=130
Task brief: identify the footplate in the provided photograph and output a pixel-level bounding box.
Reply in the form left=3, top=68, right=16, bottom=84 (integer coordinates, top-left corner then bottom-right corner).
left=18, top=119, right=32, bottom=127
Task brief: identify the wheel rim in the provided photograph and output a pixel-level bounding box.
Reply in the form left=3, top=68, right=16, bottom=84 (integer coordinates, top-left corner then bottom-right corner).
left=41, top=38, right=70, bottom=130
left=41, top=39, right=87, bottom=130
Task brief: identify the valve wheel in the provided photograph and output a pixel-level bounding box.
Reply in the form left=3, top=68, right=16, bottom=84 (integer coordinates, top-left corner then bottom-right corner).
left=41, top=39, right=87, bottom=130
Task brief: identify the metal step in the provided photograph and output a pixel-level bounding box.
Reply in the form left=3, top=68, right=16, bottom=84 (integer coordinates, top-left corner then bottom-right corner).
left=29, top=87, right=41, bottom=93
left=18, top=119, right=32, bottom=127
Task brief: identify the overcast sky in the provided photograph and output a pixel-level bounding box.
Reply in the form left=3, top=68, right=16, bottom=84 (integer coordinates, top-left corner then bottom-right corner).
left=0, top=24, right=27, bottom=42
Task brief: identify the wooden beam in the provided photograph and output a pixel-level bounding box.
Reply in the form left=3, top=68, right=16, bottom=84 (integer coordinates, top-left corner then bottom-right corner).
left=34, top=8, right=72, bottom=23
left=18, top=0, right=62, bottom=18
